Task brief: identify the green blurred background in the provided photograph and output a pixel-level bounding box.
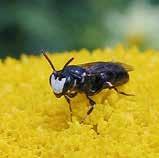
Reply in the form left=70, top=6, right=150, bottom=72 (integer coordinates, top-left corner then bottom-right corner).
left=0, top=0, right=159, bottom=58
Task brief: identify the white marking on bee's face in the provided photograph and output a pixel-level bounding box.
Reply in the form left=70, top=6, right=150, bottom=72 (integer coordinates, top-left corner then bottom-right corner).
left=50, top=75, right=66, bottom=94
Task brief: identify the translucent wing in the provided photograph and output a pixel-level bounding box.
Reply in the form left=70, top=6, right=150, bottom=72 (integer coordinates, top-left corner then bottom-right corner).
left=79, top=61, right=133, bottom=76
left=114, top=62, right=134, bottom=72
left=79, top=62, right=105, bottom=69
left=79, top=62, right=107, bottom=75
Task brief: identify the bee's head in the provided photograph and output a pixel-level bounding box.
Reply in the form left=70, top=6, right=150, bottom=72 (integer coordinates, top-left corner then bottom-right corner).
left=43, top=53, right=74, bottom=98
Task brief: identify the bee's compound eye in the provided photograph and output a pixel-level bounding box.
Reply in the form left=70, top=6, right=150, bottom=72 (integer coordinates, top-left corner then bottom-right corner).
left=50, top=75, right=66, bottom=94
left=53, top=72, right=58, bottom=79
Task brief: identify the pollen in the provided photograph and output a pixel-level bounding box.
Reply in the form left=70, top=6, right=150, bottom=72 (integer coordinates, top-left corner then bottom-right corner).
left=0, top=45, right=159, bottom=157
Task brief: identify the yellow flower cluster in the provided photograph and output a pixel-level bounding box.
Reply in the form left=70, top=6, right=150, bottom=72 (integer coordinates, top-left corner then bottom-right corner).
left=0, top=46, right=159, bottom=158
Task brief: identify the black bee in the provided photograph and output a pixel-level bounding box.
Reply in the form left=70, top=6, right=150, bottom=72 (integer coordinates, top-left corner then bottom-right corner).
left=43, top=53, right=133, bottom=123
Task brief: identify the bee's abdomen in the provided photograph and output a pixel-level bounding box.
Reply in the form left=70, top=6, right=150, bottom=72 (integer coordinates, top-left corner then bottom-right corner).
left=102, top=63, right=129, bottom=86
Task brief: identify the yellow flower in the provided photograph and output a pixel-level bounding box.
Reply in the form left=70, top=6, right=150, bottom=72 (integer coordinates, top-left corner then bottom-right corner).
left=0, top=45, right=159, bottom=157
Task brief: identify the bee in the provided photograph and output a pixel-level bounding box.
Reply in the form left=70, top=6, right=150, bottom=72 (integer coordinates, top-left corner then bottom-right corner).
left=43, top=53, right=133, bottom=123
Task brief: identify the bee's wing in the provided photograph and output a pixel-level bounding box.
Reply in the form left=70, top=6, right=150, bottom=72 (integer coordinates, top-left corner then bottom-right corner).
left=79, top=61, right=106, bottom=69
left=79, top=62, right=107, bottom=75
left=79, top=62, right=103, bottom=68
left=80, top=61, right=133, bottom=72
left=115, top=62, right=134, bottom=72
left=79, top=61, right=133, bottom=77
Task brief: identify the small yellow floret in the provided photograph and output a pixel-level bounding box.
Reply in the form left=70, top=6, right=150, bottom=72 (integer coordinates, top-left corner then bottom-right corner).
left=0, top=46, right=159, bottom=157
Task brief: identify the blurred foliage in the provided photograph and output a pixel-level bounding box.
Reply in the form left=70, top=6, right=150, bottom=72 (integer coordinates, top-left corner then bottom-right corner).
left=0, top=0, right=159, bottom=58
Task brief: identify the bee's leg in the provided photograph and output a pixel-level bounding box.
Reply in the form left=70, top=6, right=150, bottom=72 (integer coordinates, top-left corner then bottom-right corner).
left=80, top=95, right=96, bottom=124
left=106, top=81, right=134, bottom=96
left=106, top=81, right=114, bottom=88
left=64, top=95, right=72, bottom=122
left=113, top=87, right=134, bottom=96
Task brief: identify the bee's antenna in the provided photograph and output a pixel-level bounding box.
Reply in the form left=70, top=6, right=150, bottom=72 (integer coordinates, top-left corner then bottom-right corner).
left=43, top=53, right=56, bottom=71
left=63, top=57, right=74, bottom=70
